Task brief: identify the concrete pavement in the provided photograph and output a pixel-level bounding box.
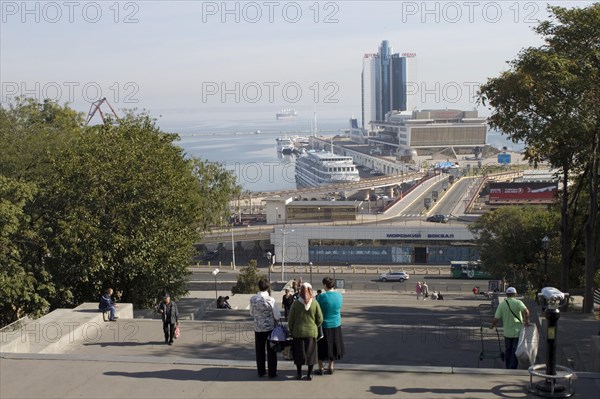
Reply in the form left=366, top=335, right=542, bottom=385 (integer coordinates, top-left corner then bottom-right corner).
left=1, top=291, right=598, bottom=399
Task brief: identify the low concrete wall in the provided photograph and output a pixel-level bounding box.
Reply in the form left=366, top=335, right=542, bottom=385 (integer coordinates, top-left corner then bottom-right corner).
left=0, top=318, right=31, bottom=353
left=1, top=303, right=133, bottom=354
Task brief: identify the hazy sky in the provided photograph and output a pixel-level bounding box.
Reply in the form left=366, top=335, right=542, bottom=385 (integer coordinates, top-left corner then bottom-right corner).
left=0, top=1, right=593, bottom=130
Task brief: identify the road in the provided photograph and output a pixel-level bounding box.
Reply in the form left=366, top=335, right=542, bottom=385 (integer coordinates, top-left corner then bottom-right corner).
left=188, top=269, right=488, bottom=294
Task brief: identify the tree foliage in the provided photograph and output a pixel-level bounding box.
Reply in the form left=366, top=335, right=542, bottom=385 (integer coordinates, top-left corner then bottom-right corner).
left=469, top=206, right=560, bottom=289
left=478, top=4, right=600, bottom=311
left=231, top=260, right=265, bottom=295
left=0, top=99, right=239, bottom=324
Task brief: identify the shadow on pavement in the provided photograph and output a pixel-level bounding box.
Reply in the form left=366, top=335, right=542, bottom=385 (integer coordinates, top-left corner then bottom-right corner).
left=84, top=341, right=165, bottom=347
left=104, top=367, right=291, bottom=382
left=394, top=384, right=527, bottom=398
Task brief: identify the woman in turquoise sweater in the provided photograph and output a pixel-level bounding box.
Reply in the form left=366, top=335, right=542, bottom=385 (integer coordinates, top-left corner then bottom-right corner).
left=315, top=276, right=345, bottom=374
left=288, top=282, right=323, bottom=380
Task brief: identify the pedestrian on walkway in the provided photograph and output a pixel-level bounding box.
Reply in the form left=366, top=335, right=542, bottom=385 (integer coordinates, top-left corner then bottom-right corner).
left=282, top=289, right=294, bottom=320
left=415, top=282, right=423, bottom=300
left=288, top=282, right=323, bottom=381
left=250, top=278, right=281, bottom=378
left=316, top=277, right=345, bottom=376
left=490, top=287, right=530, bottom=369
left=157, top=294, right=179, bottom=345
left=422, top=281, right=429, bottom=299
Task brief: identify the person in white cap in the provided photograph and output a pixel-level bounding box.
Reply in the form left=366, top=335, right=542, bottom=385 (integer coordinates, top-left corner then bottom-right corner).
left=490, top=287, right=530, bottom=369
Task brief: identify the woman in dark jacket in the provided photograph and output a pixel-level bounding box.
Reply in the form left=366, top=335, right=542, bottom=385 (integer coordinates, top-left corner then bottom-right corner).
left=158, top=293, right=179, bottom=345
left=288, top=283, right=323, bottom=381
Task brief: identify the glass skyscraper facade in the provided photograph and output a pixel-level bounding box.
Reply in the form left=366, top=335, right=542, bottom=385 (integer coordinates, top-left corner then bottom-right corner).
left=361, top=40, right=416, bottom=129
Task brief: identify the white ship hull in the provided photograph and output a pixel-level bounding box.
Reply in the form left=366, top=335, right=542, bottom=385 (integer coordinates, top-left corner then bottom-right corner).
left=276, top=138, right=294, bottom=154
left=295, top=151, right=360, bottom=187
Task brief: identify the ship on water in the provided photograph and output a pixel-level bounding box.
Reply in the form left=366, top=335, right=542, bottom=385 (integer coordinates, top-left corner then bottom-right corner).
left=276, top=137, right=294, bottom=154
left=295, top=150, right=360, bottom=187
left=276, top=108, right=298, bottom=120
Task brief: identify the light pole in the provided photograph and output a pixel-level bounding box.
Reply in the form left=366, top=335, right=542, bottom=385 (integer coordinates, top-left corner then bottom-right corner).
left=542, top=235, right=549, bottom=287
left=309, top=262, right=313, bottom=286
left=281, top=226, right=294, bottom=282
left=266, top=251, right=273, bottom=283
left=231, top=224, right=236, bottom=269
left=439, top=249, right=443, bottom=265
left=212, top=268, right=220, bottom=301
left=333, top=267, right=337, bottom=287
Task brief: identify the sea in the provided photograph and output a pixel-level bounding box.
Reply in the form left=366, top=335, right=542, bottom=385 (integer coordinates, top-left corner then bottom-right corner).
left=162, top=115, right=523, bottom=193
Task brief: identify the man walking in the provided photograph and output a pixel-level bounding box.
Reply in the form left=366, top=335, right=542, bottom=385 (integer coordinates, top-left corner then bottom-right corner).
left=158, top=294, right=179, bottom=345
left=490, top=287, right=530, bottom=369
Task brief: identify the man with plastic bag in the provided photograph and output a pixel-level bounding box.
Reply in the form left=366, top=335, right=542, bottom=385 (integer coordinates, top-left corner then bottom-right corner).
left=490, top=287, right=531, bottom=369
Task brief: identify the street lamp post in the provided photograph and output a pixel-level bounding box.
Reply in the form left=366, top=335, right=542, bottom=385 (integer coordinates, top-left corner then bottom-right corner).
left=542, top=236, right=549, bottom=287
left=309, top=262, right=313, bottom=285
left=281, top=226, right=295, bottom=282
left=212, top=268, right=220, bottom=301
left=231, top=225, right=236, bottom=269
left=265, top=252, right=273, bottom=283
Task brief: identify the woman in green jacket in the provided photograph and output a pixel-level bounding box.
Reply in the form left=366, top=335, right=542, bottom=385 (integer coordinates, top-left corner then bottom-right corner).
left=288, top=282, right=323, bottom=380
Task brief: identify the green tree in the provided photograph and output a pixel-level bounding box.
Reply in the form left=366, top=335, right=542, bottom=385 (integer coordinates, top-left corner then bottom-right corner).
left=478, top=4, right=600, bottom=311
left=0, top=176, right=54, bottom=325
left=37, top=112, right=239, bottom=308
left=0, top=100, right=240, bottom=323
left=469, top=206, right=560, bottom=289
left=231, top=260, right=265, bottom=294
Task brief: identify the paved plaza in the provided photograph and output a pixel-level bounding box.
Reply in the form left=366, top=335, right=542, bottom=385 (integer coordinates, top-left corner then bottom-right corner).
left=1, top=290, right=599, bottom=398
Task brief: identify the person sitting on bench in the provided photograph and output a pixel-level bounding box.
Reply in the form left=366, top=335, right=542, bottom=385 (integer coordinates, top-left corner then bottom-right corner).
left=217, top=296, right=232, bottom=309
left=99, top=288, right=119, bottom=321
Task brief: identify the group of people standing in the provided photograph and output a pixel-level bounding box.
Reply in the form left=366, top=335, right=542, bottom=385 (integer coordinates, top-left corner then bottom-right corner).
left=415, top=281, right=444, bottom=300
left=250, top=277, right=345, bottom=381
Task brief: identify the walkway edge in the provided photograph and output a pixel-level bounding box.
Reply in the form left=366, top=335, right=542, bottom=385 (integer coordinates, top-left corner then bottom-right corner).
left=2, top=352, right=599, bottom=379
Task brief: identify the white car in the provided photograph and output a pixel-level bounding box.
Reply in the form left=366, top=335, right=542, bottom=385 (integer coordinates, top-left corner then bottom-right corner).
left=378, top=271, right=410, bottom=282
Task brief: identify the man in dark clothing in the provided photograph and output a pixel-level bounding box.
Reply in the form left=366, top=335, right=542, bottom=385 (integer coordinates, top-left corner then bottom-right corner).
left=99, top=288, right=119, bottom=321
left=158, top=294, right=179, bottom=345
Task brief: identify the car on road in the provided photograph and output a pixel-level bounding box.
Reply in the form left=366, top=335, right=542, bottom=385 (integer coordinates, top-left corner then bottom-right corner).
left=427, top=214, right=449, bottom=223
left=378, top=271, right=410, bottom=282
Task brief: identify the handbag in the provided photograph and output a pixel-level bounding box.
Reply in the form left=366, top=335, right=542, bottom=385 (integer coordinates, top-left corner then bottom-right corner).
left=269, top=322, right=291, bottom=352
left=174, top=324, right=180, bottom=339
left=516, top=324, right=538, bottom=368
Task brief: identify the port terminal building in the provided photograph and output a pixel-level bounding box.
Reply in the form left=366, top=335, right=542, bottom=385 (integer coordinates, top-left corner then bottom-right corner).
left=263, top=196, right=478, bottom=266
left=368, top=108, right=488, bottom=158
left=269, top=224, right=478, bottom=266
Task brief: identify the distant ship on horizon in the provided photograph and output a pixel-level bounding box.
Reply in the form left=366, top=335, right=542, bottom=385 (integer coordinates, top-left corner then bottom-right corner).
left=276, top=108, right=298, bottom=120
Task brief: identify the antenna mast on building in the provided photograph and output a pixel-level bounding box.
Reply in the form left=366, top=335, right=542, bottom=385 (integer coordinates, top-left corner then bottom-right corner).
left=85, top=97, right=119, bottom=126
left=313, top=105, right=318, bottom=136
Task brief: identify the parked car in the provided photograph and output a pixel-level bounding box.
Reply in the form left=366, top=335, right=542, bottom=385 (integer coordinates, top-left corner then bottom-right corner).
left=379, top=271, right=410, bottom=282
left=427, top=214, right=449, bottom=223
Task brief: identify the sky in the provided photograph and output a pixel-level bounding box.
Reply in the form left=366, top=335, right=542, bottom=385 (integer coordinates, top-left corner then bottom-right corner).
left=0, top=1, right=594, bottom=132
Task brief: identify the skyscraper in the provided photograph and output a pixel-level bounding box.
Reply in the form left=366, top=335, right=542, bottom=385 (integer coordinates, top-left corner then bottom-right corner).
left=361, top=40, right=416, bottom=129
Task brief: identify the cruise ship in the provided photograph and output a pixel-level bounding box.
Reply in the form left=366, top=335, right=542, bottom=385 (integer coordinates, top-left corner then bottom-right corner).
left=295, top=150, right=360, bottom=187
left=276, top=108, right=298, bottom=120
left=276, top=137, right=294, bottom=154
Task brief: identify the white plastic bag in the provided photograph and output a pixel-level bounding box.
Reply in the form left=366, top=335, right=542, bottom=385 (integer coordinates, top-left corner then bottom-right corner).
left=516, top=324, right=539, bottom=368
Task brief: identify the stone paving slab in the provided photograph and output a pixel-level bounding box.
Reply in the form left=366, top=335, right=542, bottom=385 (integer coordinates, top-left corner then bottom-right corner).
left=1, top=354, right=598, bottom=399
